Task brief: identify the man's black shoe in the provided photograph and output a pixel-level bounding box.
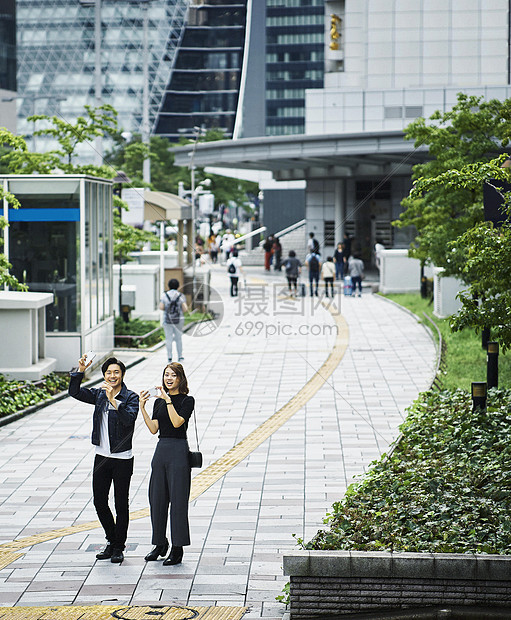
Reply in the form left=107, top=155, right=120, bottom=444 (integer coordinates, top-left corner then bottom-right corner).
left=163, top=545, right=183, bottom=566
left=96, top=544, right=113, bottom=560
left=145, top=541, right=169, bottom=561
left=110, top=549, right=124, bottom=563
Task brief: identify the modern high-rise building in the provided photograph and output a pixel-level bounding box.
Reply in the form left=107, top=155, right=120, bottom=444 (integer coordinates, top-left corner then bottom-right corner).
left=264, top=0, right=324, bottom=136
left=0, top=0, right=17, bottom=133
left=15, top=0, right=253, bottom=150
left=16, top=0, right=189, bottom=151
left=15, top=1, right=328, bottom=150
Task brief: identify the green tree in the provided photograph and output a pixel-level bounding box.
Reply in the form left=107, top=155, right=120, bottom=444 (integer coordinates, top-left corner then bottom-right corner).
left=0, top=130, right=29, bottom=290
left=408, top=154, right=511, bottom=349
left=113, top=194, right=155, bottom=263
left=394, top=93, right=511, bottom=274
left=3, top=104, right=119, bottom=178
left=105, top=131, right=259, bottom=216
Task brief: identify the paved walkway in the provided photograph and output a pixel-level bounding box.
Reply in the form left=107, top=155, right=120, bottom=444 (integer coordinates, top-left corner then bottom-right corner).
left=0, top=265, right=437, bottom=618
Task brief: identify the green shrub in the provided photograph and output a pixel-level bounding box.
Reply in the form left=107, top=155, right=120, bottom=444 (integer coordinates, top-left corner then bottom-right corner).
left=114, top=317, right=163, bottom=348
left=0, top=372, right=69, bottom=418
left=307, top=389, right=511, bottom=554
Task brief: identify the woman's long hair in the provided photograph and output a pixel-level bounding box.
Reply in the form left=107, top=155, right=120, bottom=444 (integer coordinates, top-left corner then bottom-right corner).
left=161, top=362, right=189, bottom=395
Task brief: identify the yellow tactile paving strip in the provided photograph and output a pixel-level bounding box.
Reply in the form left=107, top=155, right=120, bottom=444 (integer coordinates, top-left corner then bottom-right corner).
left=0, top=605, right=247, bottom=619
left=0, top=302, right=348, bottom=567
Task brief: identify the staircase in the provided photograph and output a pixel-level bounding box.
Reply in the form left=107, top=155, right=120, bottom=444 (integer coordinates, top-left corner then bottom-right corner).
left=239, top=220, right=307, bottom=266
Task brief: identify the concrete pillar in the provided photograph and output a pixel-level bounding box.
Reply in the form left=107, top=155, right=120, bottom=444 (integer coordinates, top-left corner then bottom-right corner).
left=334, top=179, right=345, bottom=245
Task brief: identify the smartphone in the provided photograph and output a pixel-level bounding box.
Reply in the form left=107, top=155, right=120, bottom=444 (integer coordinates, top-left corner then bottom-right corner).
left=84, top=351, right=96, bottom=366
left=147, top=387, right=160, bottom=398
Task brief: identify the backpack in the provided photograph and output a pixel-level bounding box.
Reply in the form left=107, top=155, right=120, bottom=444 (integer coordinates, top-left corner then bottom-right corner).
left=164, top=291, right=181, bottom=324
left=309, top=254, right=319, bottom=272
left=228, top=262, right=236, bottom=274
left=285, top=259, right=293, bottom=274
left=312, top=238, right=320, bottom=254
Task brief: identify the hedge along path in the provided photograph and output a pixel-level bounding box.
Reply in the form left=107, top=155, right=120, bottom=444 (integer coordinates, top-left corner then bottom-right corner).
left=0, top=301, right=349, bottom=569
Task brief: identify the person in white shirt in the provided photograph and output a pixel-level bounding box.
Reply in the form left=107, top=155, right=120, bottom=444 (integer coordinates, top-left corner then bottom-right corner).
left=68, top=357, right=139, bottom=564
left=321, top=256, right=336, bottom=297
left=226, top=249, right=244, bottom=296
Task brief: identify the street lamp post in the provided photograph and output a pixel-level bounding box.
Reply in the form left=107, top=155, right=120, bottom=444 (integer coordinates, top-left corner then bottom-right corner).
left=141, top=0, right=151, bottom=184
left=113, top=170, right=132, bottom=321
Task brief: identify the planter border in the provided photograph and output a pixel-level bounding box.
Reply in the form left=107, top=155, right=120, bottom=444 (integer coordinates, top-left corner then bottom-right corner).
left=283, top=551, right=511, bottom=618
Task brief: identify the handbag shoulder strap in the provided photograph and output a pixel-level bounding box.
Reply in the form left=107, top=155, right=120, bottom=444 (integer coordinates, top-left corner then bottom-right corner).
left=191, top=407, right=199, bottom=451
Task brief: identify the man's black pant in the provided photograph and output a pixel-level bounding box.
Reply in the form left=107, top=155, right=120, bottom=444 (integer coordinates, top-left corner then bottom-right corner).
left=92, top=454, right=134, bottom=551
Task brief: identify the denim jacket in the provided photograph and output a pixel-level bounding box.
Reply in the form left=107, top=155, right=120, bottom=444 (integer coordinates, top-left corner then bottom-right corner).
left=68, top=372, right=139, bottom=453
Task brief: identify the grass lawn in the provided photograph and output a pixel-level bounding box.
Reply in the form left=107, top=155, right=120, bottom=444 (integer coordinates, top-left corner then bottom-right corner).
left=381, top=293, right=511, bottom=391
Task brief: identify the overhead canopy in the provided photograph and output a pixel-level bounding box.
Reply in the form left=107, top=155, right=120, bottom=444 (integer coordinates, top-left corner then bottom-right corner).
left=144, top=190, right=192, bottom=221
left=172, top=130, right=430, bottom=181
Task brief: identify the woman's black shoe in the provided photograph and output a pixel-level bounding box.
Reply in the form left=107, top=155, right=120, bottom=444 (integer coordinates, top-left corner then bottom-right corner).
left=145, top=541, right=169, bottom=561
left=163, top=545, right=183, bottom=566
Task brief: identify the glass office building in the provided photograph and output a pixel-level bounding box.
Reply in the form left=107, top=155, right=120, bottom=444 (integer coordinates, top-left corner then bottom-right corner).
left=16, top=0, right=189, bottom=147
left=16, top=0, right=250, bottom=146
left=155, top=0, right=247, bottom=141
left=0, top=0, right=16, bottom=92
left=265, top=0, right=324, bottom=136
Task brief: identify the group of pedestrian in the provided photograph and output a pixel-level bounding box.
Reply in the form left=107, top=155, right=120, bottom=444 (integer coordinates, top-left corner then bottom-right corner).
left=283, top=232, right=365, bottom=297
left=68, top=353, right=195, bottom=567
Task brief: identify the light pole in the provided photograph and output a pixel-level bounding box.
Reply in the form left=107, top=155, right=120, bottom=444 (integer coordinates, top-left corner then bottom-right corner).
left=141, top=0, right=151, bottom=184
left=188, top=126, right=205, bottom=307
left=113, top=170, right=132, bottom=321
left=78, top=0, right=102, bottom=164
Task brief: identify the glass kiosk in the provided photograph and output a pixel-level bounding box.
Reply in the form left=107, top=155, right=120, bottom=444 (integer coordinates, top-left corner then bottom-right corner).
left=0, top=174, right=114, bottom=370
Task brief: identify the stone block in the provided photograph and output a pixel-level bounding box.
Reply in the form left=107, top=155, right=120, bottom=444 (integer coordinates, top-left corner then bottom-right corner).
left=391, top=552, right=436, bottom=578
left=349, top=551, right=393, bottom=578
left=476, top=555, right=511, bottom=581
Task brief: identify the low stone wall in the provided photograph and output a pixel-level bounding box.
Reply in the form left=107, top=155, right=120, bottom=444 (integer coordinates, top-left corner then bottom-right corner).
left=283, top=551, right=511, bottom=618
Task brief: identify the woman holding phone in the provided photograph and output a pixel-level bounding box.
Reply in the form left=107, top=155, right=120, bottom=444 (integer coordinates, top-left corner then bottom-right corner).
left=139, top=362, right=194, bottom=565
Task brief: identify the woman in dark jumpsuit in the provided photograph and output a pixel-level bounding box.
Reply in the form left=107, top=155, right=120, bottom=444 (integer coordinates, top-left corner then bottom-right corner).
left=140, top=362, right=194, bottom=565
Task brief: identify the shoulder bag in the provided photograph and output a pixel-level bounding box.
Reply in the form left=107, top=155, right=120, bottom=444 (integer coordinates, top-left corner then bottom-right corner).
left=188, top=408, right=203, bottom=468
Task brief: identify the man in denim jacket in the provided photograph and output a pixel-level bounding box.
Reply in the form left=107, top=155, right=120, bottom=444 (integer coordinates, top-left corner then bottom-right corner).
left=69, top=356, right=139, bottom=563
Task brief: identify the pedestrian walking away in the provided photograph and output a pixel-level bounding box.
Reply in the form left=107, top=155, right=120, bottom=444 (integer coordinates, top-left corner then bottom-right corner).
left=321, top=256, right=336, bottom=297
left=226, top=249, right=244, bottom=296
left=348, top=254, right=365, bottom=297
left=305, top=248, right=322, bottom=296
left=68, top=356, right=139, bottom=564
left=283, top=249, right=302, bottom=296
left=307, top=231, right=320, bottom=255
left=160, top=279, right=188, bottom=363
left=139, top=363, right=195, bottom=566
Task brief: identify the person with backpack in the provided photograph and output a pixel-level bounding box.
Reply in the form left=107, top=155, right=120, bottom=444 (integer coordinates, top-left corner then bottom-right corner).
left=305, top=249, right=322, bottom=297
left=226, top=249, right=243, bottom=297
left=348, top=254, right=365, bottom=297
left=284, top=249, right=302, bottom=296
left=159, top=279, right=188, bottom=363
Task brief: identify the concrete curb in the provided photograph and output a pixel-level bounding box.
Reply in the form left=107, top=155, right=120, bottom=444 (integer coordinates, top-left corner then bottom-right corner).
left=283, top=551, right=511, bottom=618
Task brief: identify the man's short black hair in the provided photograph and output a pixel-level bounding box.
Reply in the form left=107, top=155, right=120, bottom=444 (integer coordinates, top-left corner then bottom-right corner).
left=168, top=278, right=180, bottom=290
left=102, top=357, right=126, bottom=377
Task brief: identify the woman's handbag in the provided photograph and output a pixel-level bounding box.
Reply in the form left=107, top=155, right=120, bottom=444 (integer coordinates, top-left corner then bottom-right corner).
left=188, top=409, right=202, bottom=468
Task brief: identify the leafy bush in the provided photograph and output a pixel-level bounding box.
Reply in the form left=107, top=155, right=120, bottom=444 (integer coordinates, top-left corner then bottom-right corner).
left=307, top=389, right=511, bottom=554
left=114, top=317, right=163, bottom=348
left=0, top=372, right=69, bottom=418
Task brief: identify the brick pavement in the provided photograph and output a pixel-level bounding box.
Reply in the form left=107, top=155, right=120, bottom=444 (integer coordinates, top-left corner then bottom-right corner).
left=0, top=265, right=437, bottom=618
